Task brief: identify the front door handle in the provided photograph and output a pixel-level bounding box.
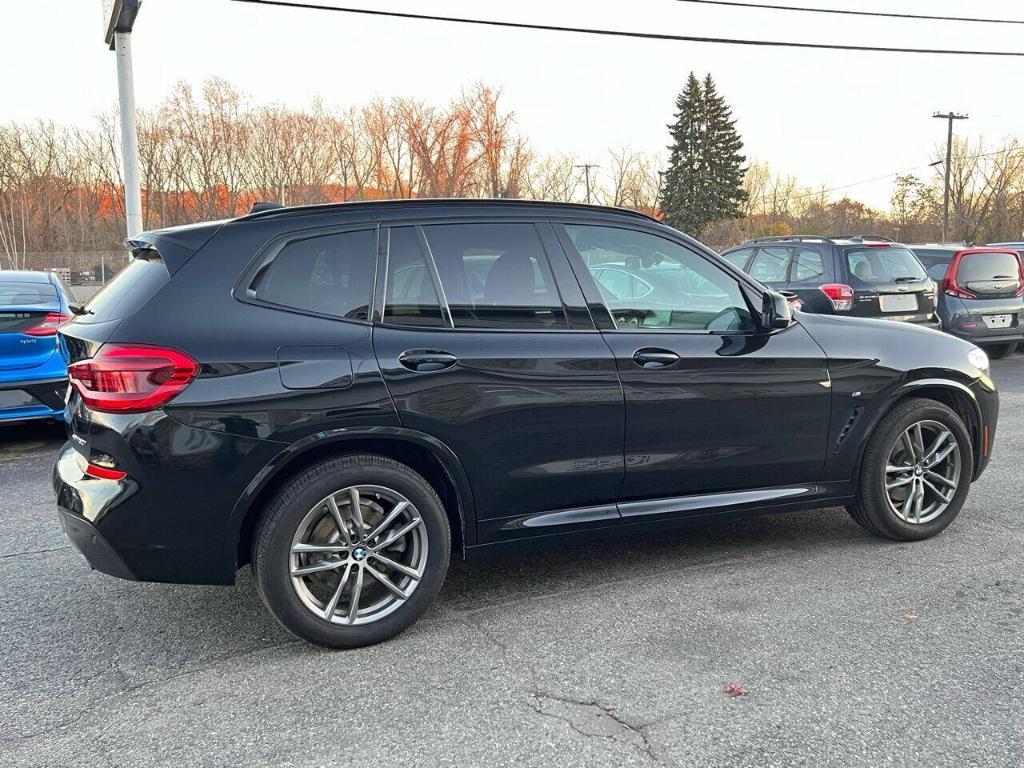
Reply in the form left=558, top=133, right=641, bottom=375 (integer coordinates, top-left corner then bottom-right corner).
left=632, top=348, right=680, bottom=369
left=398, top=350, right=458, bottom=372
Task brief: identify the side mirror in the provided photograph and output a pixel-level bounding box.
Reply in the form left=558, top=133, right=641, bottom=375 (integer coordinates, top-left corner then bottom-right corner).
left=761, top=290, right=793, bottom=330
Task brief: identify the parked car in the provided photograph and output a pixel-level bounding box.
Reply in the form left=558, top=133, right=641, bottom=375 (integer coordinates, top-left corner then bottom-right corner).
left=54, top=201, right=998, bottom=648
left=721, top=235, right=939, bottom=326
left=908, top=245, right=1024, bottom=358
left=0, top=270, right=73, bottom=424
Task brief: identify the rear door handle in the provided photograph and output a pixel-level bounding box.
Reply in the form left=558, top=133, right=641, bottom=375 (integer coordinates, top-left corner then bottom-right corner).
left=398, top=350, right=458, bottom=372
left=632, top=348, right=680, bottom=369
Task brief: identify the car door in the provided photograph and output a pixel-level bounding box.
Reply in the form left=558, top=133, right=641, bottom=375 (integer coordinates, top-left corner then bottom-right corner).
left=555, top=221, right=832, bottom=519
left=372, top=220, right=625, bottom=542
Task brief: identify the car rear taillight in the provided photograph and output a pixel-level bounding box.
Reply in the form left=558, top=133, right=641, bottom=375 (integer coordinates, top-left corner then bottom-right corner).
left=67, top=344, right=199, bottom=414
left=943, top=251, right=977, bottom=299
left=24, top=312, right=71, bottom=336
left=1015, top=253, right=1024, bottom=298
left=820, top=283, right=854, bottom=311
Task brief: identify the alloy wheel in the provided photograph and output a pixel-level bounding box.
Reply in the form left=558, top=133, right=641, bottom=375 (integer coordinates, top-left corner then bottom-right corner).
left=883, top=419, right=961, bottom=525
left=289, top=485, right=428, bottom=625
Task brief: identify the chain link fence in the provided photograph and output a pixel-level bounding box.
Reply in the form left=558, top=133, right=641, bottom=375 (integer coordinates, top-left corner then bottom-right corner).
left=4, top=252, right=130, bottom=303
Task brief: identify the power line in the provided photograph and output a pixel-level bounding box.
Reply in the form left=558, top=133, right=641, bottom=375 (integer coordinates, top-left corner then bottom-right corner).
left=231, top=0, right=1024, bottom=56
left=788, top=146, right=1024, bottom=203
left=673, top=0, right=1024, bottom=25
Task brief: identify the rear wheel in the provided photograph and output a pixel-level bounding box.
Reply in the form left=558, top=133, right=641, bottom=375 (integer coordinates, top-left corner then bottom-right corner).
left=847, top=398, right=973, bottom=541
left=253, top=454, right=450, bottom=648
left=981, top=342, right=1017, bottom=359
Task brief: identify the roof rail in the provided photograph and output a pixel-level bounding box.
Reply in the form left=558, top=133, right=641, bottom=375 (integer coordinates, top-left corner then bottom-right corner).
left=839, top=234, right=895, bottom=243
left=237, top=198, right=659, bottom=223
left=742, top=235, right=836, bottom=245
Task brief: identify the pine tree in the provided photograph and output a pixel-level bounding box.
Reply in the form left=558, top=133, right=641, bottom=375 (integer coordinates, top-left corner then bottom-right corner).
left=660, top=73, right=747, bottom=235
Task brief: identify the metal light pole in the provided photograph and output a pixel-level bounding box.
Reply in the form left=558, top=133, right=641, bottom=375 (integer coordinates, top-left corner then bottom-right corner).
left=104, top=1, right=143, bottom=238
left=933, top=111, right=968, bottom=242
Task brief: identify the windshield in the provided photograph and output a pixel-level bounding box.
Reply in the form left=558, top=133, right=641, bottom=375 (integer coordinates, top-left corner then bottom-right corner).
left=845, top=247, right=926, bottom=284
left=0, top=281, right=57, bottom=306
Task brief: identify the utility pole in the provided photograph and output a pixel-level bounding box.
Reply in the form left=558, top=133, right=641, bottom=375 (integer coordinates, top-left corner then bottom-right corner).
left=105, top=1, right=144, bottom=238
left=574, top=163, right=599, bottom=204
left=933, top=111, right=968, bottom=242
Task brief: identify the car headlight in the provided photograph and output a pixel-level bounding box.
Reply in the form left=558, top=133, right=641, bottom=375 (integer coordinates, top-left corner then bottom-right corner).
left=967, top=346, right=990, bottom=374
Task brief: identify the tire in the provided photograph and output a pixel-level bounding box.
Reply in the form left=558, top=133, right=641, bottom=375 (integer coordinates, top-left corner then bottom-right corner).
left=253, top=454, right=450, bottom=648
left=846, top=397, right=973, bottom=541
left=981, top=342, right=1017, bottom=359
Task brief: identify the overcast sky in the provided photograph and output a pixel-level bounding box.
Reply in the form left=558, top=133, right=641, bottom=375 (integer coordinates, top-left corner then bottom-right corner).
left=3, top=0, right=1023, bottom=208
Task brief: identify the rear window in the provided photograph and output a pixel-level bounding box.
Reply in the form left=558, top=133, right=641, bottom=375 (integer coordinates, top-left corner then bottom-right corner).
left=958, top=251, right=1021, bottom=283
left=845, top=247, right=926, bottom=284
left=0, top=282, right=57, bottom=306
left=78, top=257, right=169, bottom=323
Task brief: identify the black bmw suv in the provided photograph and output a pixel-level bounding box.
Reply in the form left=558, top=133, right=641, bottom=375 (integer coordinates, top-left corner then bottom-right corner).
left=54, top=201, right=998, bottom=648
left=721, top=235, right=939, bottom=325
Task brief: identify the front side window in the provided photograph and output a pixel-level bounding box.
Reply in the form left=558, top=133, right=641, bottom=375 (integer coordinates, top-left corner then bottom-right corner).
left=257, top=229, right=375, bottom=319
left=845, top=247, right=926, bottom=284
left=420, top=223, right=567, bottom=329
left=722, top=248, right=753, bottom=270
left=565, top=224, right=754, bottom=332
left=748, top=247, right=791, bottom=283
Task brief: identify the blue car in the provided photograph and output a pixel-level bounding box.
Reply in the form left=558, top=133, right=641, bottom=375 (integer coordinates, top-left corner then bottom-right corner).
left=0, top=271, right=74, bottom=424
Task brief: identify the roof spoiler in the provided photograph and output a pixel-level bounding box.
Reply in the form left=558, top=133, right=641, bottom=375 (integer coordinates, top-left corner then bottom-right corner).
left=248, top=201, right=285, bottom=214
left=123, top=225, right=221, bottom=276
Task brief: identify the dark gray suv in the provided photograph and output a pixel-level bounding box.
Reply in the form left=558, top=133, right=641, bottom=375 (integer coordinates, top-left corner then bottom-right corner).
left=909, top=245, right=1024, bottom=358
left=721, top=235, right=939, bottom=327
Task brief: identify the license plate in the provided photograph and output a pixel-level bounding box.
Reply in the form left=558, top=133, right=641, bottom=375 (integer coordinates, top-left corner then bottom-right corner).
left=983, top=314, right=1012, bottom=329
left=879, top=293, right=919, bottom=312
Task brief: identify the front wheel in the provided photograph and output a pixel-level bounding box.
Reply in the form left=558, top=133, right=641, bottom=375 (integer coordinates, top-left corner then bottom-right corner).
left=253, top=454, right=450, bottom=648
left=847, top=398, right=973, bottom=541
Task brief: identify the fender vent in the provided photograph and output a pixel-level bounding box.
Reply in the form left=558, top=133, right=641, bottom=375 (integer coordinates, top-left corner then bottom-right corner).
left=835, top=407, right=864, bottom=451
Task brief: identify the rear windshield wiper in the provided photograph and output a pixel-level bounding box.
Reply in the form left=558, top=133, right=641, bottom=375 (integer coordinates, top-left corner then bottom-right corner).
left=893, top=276, right=921, bottom=283
left=68, top=303, right=93, bottom=316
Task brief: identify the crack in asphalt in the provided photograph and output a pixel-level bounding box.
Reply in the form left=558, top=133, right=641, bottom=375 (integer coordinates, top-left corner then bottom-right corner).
left=0, top=545, right=72, bottom=559
left=460, top=614, right=671, bottom=766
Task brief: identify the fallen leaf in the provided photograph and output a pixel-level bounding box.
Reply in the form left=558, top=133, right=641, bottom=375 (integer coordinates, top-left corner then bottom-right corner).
left=903, top=612, right=920, bottom=620
left=722, top=683, right=748, bottom=697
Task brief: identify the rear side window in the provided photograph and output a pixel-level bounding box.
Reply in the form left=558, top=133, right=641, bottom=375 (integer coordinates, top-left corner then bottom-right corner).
left=257, top=229, right=375, bottom=320
left=79, top=257, right=169, bottom=323
left=420, top=223, right=566, bottom=329
left=791, top=249, right=825, bottom=282
left=0, top=282, right=57, bottom=306
left=384, top=227, right=445, bottom=327
left=846, top=247, right=926, bottom=283
left=958, top=251, right=1021, bottom=283
left=748, top=247, right=790, bottom=282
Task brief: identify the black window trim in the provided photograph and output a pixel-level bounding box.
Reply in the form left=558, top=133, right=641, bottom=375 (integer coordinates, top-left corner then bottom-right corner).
left=553, top=219, right=764, bottom=337
left=377, top=218, right=589, bottom=334
left=233, top=221, right=380, bottom=325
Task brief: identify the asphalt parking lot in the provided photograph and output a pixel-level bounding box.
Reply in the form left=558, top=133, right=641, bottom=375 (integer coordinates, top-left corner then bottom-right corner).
left=2, top=355, right=1022, bottom=768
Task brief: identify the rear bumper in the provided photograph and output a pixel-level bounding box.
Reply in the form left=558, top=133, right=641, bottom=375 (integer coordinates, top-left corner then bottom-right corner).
left=56, top=506, right=136, bottom=580
left=0, top=376, right=67, bottom=423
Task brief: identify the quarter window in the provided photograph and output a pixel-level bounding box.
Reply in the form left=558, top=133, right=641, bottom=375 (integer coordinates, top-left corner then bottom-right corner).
left=749, top=247, right=791, bottom=283
left=565, top=224, right=754, bottom=332
left=257, top=229, right=375, bottom=319
left=421, top=223, right=567, bottom=329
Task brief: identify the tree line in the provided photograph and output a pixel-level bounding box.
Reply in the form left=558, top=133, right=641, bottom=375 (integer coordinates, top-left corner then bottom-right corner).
left=2, top=75, right=1023, bottom=270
